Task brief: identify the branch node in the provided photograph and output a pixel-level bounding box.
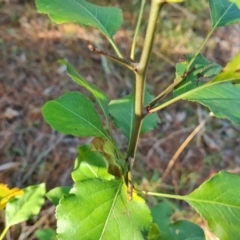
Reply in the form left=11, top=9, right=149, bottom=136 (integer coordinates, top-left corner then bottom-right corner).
left=88, top=44, right=137, bottom=71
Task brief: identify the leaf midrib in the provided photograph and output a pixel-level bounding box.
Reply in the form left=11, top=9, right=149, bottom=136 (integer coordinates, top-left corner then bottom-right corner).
left=212, top=1, right=234, bottom=25
left=184, top=196, right=240, bottom=210
left=99, top=181, right=122, bottom=239
left=7, top=184, right=45, bottom=226
left=54, top=100, right=107, bottom=138
left=74, top=0, right=110, bottom=37
left=68, top=71, right=108, bottom=119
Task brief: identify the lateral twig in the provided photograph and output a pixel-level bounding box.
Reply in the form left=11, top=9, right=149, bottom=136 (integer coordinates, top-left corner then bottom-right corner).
left=130, top=0, right=146, bottom=61
left=146, top=66, right=197, bottom=111
left=88, top=44, right=137, bottom=71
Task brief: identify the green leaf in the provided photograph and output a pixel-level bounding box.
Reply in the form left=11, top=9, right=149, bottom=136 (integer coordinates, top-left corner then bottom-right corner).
left=150, top=202, right=172, bottom=239
left=167, top=221, right=205, bottom=240
left=5, top=183, right=45, bottom=227
left=46, top=187, right=71, bottom=206
left=58, top=60, right=109, bottom=120
left=149, top=202, right=205, bottom=240
left=174, top=54, right=222, bottom=97
left=184, top=83, right=240, bottom=124
left=71, top=145, right=114, bottom=182
left=109, top=91, right=160, bottom=139
left=35, top=0, right=122, bottom=40
left=42, top=92, right=108, bottom=139
left=208, top=52, right=240, bottom=84
left=229, top=0, right=240, bottom=8
left=183, top=171, right=240, bottom=240
left=173, top=54, right=240, bottom=124
left=35, top=228, right=56, bottom=240
left=208, top=0, right=240, bottom=27
left=91, top=138, right=122, bottom=177
left=56, top=179, right=151, bottom=240
left=147, top=223, right=161, bottom=240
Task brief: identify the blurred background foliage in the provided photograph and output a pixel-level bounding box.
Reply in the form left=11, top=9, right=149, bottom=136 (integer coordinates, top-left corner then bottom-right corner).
left=0, top=0, right=240, bottom=239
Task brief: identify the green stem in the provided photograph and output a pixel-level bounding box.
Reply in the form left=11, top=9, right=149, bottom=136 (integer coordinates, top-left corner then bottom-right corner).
left=146, top=3, right=232, bottom=110
left=145, top=25, right=215, bottom=111
left=147, top=29, right=215, bottom=109
left=130, top=0, right=146, bottom=61
left=147, top=67, right=196, bottom=109
left=126, top=0, right=165, bottom=200
left=148, top=76, right=224, bottom=113
left=186, top=3, right=232, bottom=71
left=108, top=37, right=123, bottom=58
left=127, top=73, right=144, bottom=159
left=138, top=1, right=165, bottom=73
left=140, top=190, right=185, bottom=200
left=0, top=225, right=10, bottom=240
left=127, top=0, right=164, bottom=159
left=186, top=26, right=215, bottom=72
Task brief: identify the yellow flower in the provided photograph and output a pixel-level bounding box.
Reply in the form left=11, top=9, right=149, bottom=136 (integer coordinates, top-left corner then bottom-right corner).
left=0, top=184, right=24, bottom=210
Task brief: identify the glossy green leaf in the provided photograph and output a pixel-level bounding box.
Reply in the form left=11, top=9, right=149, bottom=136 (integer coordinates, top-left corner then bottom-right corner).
left=229, top=0, right=240, bottom=8
left=36, top=0, right=122, bottom=39
left=58, top=60, right=109, bottom=120
left=35, top=228, right=56, bottom=240
left=56, top=179, right=151, bottom=240
left=184, top=83, right=240, bottom=124
left=149, top=202, right=205, bottom=240
left=174, top=54, right=222, bottom=97
left=71, top=145, right=114, bottom=182
left=183, top=171, right=240, bottom=240
left=208, top=52, right=240, bottom=84
left=46, top=187, right=71, bottom=206
left=173, top=54, right=240, bottom=124
left=209, top=0, right=240, bottom=27
left=5, top=183, right=45, bottom=226
left=109, top=91, right=160, bottom=139
left=42, top=92, right=108, bottom=138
